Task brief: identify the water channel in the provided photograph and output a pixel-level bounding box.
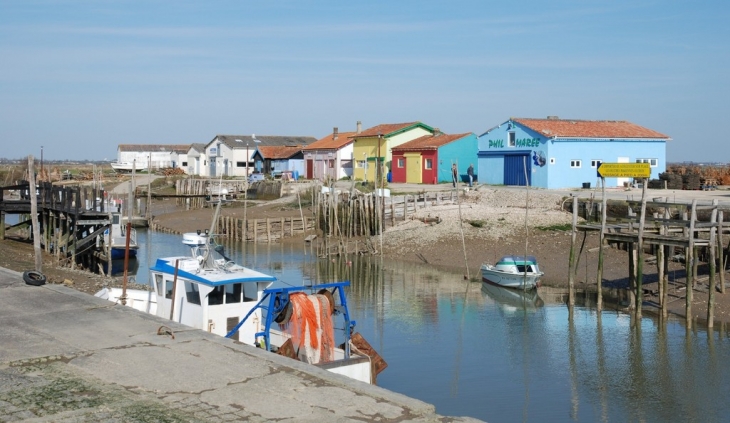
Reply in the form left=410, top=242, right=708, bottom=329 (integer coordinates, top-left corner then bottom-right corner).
left=109, top=229, right=730, bottom=422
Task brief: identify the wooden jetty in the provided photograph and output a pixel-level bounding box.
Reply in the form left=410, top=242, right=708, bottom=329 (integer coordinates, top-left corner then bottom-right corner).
left=0, top=181, right=121, bottom=275
left=569, top=187, right=729, bottom=328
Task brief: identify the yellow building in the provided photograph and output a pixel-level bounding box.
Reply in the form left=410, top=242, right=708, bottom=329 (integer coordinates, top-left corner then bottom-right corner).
left=351, top=121, right=435, bottom=182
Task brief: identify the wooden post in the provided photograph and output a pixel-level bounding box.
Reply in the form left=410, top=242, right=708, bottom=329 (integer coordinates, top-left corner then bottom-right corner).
left=568, top=196, right=578, bottom=309
left=596, top=177, right=607, bottom=311
left=686, top=199, right=697, bottom=328
left=707, top=200, right=718, bottom=328
left=28, top=156, right=42, bottom=272
left=635, top=179, right=648, bottom=316
left=719, top=211, right=725, bottom=294
left=628, top=243, right=636, bottom=311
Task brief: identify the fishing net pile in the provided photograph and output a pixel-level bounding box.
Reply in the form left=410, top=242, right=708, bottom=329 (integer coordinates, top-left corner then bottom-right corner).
left=278, top=292, right=335, bottom=364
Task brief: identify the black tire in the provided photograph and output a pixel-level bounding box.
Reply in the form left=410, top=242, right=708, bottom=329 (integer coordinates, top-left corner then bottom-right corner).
left=274, top=301, right=293, bottom=325
left=23, top=270, right=47, bottom=286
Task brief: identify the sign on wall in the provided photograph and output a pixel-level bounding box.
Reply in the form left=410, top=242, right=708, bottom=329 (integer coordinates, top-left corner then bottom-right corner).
left=597, top=162, right=650, bottom=178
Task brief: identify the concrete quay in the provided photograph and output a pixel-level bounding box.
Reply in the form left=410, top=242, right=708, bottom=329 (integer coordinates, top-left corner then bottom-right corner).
left=0, top=267, right=481, bottom=422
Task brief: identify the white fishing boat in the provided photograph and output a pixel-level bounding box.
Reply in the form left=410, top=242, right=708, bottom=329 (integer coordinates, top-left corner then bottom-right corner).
left=480, top=255, right=543, bottom=290
left=110, top=161, right=148, bottom=173
left=95, top=204, right=386, bottom=384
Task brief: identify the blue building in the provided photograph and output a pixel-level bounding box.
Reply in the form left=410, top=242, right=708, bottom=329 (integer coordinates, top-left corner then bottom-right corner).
left=477, top=117, right=670, bottom=189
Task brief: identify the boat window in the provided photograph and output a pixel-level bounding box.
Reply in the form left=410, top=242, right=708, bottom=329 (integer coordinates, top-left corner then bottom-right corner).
left=516, top=265, right=529, bottom=273
left=243, top=284, right=257, bottom=302
left=165, top=280, right=174, bottom=299
left=208, top=286, right=224, bottom=305
left=225, top=284, right=242, bottom=304
left=185, top=282, right=201, bottom=305
left=154, top=274, right=163, bottom=296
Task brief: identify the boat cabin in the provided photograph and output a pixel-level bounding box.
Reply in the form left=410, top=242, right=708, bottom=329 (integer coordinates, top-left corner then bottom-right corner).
left=495, top=255, right=541, bottom=274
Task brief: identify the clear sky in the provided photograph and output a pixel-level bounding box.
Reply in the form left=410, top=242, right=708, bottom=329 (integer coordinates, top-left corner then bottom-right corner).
left=1, top=1, right=727, bottom=162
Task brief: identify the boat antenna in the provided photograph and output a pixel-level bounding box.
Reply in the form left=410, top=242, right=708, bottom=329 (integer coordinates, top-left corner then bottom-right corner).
left=204, top=175, right=225, bottom=263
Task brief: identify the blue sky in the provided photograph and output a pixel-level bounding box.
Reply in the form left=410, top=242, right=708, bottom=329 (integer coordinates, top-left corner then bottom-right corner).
left=1, top=1, right=727, bottom=162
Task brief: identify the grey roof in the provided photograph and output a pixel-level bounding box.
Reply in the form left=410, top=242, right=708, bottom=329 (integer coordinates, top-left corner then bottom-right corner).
left=119, top=144, right=191, bottom=153
left=210, top=135, right=317, bottom=150
left=189, top=143, right=207, bottom=153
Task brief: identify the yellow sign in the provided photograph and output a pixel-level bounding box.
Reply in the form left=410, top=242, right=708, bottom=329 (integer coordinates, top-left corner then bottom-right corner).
left=596, top=162, right=650, bottom=178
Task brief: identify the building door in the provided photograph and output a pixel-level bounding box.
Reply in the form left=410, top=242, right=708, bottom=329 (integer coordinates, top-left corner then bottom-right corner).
left=504, top=154, right=531, bottom=186
left=405, top=152, right=421, bottom=183
left=306, top=159, right=313, bottom=179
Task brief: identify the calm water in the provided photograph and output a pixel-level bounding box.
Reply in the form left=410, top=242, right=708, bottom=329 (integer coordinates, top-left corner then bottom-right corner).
left=117, top=229, right=730, bottom=422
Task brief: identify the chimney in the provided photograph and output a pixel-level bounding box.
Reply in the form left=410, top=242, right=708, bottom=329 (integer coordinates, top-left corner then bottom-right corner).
left=333, top=127, right=338, bottom=140
left=357, top=121, right=362, bottom=134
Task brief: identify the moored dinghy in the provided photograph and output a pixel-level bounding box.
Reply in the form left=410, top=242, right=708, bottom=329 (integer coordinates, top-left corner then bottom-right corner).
left=480, top=255, right=543, bottom=290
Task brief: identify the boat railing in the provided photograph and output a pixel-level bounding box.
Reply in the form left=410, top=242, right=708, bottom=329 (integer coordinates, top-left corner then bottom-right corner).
left=225, top=281, right=354, bottom=359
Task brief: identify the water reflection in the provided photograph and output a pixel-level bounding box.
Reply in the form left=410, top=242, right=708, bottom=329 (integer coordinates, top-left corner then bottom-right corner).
left=122, top=230, right=730, bottom=422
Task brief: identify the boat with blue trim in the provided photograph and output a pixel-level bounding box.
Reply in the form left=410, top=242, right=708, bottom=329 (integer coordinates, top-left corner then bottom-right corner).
left=95, top=206, right=386, bottom=384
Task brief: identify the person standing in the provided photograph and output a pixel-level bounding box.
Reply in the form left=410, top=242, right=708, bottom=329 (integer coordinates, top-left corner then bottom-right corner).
left=467, top=164, right=474, bottom=187
left=451, top=163, right=458, bottom=188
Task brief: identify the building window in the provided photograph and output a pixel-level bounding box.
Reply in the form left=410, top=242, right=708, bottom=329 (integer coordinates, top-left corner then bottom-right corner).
left=570, top=160, right=582, bottom=168
left=181, top=161, right=188, bottom=167
left=358, top=160, right=366, bottom=169
left=397, top=158, right=405, bottom=168
left=424, top=158, right=432, bottom=170
left=636, top=158, right=658, bottom=167
left=328, top=159, right=334, bottom=169
left=550, top=158, right=555, bottom=165
left=508, top=132, right=516, bottom=147
left=236, top=161, right=253, bottom=168
left=590, top=160, right=601, bottom=168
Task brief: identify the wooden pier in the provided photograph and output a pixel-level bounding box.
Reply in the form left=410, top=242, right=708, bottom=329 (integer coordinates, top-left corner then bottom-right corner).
left=569, top=190, right=729, bottom=328
left=0, top=181, right=117, bottom=274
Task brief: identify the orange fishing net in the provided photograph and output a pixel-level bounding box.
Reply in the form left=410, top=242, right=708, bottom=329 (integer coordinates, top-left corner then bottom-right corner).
left=279, top=292, right=335, bottom=363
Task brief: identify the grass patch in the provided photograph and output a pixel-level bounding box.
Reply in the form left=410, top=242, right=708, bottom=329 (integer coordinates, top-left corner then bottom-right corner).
left=535, top=223, right=572, bottom=231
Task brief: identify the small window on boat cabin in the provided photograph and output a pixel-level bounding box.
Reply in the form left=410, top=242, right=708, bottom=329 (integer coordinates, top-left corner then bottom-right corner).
left=590, top=160, right=601, bottom=168
left=208, top=286, right=224, bottom=305
left=508, top=132, right=516, bottom=147
left=185, top=281, right=201, bottom=305
left=570, top=160, right=581, bottom=168
left=154, top=274, right=163, bottom=296
left=243, top=284, right=257, bottom=302
left=165, top=280, right=174, bottom=299
left=225, top=283, right=242, bottom=304
left=516, top=265, right=533, bottom=273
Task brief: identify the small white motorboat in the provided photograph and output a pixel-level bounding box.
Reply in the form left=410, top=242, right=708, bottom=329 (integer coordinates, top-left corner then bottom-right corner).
left=110, top=161, right=148, bottom=173
left=480, top=255, right=543, bottom=290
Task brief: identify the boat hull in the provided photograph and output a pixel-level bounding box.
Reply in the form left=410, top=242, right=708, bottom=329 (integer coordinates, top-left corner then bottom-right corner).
left=481, top=267, right=541, bottom=290
left=110, top=247, right=138, bottom=260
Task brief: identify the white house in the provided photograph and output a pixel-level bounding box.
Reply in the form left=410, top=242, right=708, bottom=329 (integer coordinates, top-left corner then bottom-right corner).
left=186, top=143, right=208, bottom=176
left=116, top=144, right=191, bottom=171
left=301, top=127, right=355, bottom=181
left=204, top=135, right=316, bottom=178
